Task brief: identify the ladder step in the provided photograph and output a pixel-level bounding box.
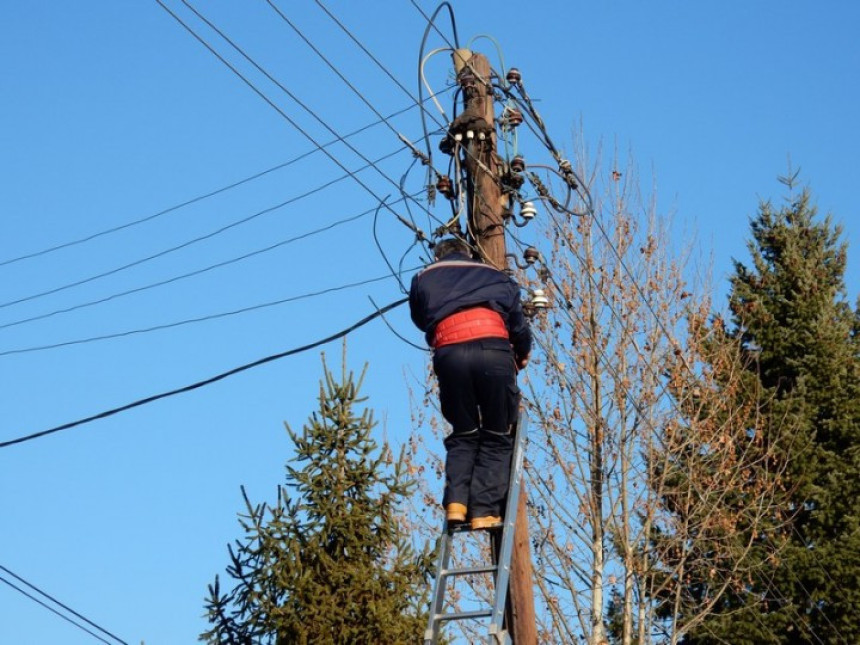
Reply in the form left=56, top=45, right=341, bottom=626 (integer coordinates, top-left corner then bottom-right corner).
left=435, top=608, right=493, bottom=623
left=447, top=522, right=503, bottom=534
left=441, top=564, right=497, bottom=577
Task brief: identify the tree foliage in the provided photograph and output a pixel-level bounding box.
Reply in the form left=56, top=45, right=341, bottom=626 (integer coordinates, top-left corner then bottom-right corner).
left=679, top=175, right=860, bottom=643
left=201, top=347, right=433, bottom=644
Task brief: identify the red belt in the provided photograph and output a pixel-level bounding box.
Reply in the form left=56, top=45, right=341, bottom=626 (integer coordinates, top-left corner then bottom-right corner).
left=433, top=307, right=509, bottom=348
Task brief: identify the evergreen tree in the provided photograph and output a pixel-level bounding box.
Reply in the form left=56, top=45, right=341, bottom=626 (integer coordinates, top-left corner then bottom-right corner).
left=683, top=175, right=860, bottom=643
left=201, top=348, right=433, bottom=644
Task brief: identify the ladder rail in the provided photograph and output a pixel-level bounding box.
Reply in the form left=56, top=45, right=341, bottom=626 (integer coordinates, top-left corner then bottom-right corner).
left=487, top=411, right=528, bottom=640
left=425, top=518, right=454, bottom=644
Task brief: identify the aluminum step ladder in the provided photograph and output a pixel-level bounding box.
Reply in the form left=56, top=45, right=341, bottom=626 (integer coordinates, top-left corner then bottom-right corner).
left=423, top=411, right=529, bottom=645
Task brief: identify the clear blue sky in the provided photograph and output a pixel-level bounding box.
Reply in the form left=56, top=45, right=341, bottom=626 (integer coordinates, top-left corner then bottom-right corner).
left=2, top=2, right=858, bottom=643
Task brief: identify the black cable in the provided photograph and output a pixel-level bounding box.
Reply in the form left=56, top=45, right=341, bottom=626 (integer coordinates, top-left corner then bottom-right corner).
left=368, top=296, right=426, bottom=352
left=0, top=270, right=419, bottom=357
left=0, top=297, right=407, bottom=448
left=411, top=0, right=460, bottom=50
left=0, top=570, right=124, bottom=645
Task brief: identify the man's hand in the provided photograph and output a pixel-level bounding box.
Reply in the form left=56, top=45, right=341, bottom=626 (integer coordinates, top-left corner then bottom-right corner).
left=516, top=354, right=530, bottom=371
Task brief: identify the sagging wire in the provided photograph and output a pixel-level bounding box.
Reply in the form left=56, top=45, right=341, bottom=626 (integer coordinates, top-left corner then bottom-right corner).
left=368, top=296, right=427, bottom=352
left=416, top=3, right=462, bottom=194
left=398, top=238, right=422, bottom=284
left=411, top=0, right=460, bottom=50
left=397, top=152, right=424, bottom=235
left=0, top=298, right=409, bottom=449
left=526, top=164, right=586, bottom=218
left=420, top=48, right=454, bottom=119
left=491, top=68, right=596, bottom=220
left=373, top=195, right=405, bottom=293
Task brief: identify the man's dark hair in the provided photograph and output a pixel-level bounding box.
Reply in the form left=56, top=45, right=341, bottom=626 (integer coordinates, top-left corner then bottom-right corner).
left=434, top=237, right=472, bottom=260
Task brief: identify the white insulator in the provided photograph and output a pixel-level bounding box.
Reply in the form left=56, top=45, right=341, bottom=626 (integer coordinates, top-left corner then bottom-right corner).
left=454, top=133, right=463, bottom=142
left=466, top=130, right=475, bottom=139
left=520, top=201, right=537, bottom=220
left=531, top=289, right=549, bottom=309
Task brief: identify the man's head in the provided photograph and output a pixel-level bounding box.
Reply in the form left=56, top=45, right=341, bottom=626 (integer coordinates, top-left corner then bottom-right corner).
left=433, top=237, right=472, bottom=261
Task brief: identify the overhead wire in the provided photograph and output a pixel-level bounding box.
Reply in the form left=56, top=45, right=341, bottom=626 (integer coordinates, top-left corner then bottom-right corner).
left=0, top=269, right=419, bottom=357
left=368, top=295, right=427, bottom=352
left=0, top=156, right=418, bottom=330
left=313, top=0, right=450, bottom=136
left=0, top=565, right=128, bottom=644
left=266, top=0, right=468, bottom=279
left=410, top=0, right=460, bottom=50
left=0, top=99, right=426, bottom=270
left=419, top=47, right=453, bottom=119
left=265, top=0, right=447, bottom=183
left=0, top=145, right=408, bottom=314
left=160, top=0, right=437, bottom=237
left=411, top=6, right=689, bottom=445
left=0, top=297, right=408, bottom=449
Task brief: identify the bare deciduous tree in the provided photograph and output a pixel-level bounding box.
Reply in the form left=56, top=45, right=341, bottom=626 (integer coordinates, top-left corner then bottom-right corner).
left=520, top=143, right=792, bottom=644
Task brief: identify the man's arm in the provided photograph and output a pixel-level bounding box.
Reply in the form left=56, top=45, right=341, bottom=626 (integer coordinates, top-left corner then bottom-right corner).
left=507, top=283, right=532, bottom=369
left=408, top=275, right=427, bottom=332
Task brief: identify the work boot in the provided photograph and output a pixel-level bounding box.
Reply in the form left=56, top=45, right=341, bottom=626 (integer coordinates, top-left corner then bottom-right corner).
left=470, top=515, right=502, bottom=530
left=445, top=503, right=467, bottom=523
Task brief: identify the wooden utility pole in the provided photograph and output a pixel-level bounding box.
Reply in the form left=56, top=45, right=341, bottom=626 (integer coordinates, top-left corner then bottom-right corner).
left=452, top=48, right=538, bottom=645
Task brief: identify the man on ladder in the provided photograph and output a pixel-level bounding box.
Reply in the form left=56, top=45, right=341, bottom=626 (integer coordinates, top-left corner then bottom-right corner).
left=409, top=236, right=532, bottom=530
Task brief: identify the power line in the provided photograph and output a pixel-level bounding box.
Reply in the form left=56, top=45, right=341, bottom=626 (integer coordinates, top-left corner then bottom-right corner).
left=267, top=0, right=446, bottom=181
left=156, top=0, right=432, bottom=238
left=313, top=0, right=448, bottom=132
left=0, top=101, right=421, bottom=269
left=0, top=148, right=411, bottom=322
left=0, top=565, right=128, bottom=644
left=0, top=269, right=419, bottom=357
left=0, top=297, right=407, bottom=448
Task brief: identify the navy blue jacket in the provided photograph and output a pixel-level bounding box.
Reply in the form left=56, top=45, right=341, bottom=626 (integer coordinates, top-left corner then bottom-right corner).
left=409, top=252, right=532, bottom=361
